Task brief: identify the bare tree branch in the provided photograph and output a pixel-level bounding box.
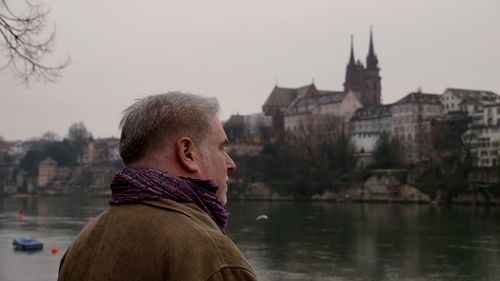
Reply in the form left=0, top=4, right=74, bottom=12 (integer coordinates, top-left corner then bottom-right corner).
left=0, top=0, right=69, bottom=85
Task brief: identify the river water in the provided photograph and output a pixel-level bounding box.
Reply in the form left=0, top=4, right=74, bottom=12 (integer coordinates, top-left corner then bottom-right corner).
left=0, top=196, right=499, bottom=281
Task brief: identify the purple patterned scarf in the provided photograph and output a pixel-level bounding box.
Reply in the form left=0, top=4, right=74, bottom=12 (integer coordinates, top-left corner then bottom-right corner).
left=109, top=167, right=229, bottom=232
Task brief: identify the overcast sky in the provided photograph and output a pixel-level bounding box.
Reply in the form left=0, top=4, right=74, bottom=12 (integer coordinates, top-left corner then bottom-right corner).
left=1, top=0, right=499, bottom=140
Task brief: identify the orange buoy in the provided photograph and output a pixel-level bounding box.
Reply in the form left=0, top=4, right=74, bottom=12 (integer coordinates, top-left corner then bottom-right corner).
left=18, top=208, right=24, bottom=222
left=51, top=246, right=59, bottom=255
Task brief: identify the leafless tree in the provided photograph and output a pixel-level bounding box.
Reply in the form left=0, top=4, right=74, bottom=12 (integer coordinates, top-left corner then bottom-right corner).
left=0, top=0, right=69, bottom=84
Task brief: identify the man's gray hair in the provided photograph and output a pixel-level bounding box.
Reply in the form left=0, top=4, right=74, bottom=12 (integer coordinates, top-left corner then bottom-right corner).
left=119, top=92, right=220, bottom=164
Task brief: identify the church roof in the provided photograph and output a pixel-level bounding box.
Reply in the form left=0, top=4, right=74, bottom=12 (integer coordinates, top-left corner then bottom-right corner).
left=263, top=87, right=298, bottom=108
left=263, top=84, right=319, bottom=108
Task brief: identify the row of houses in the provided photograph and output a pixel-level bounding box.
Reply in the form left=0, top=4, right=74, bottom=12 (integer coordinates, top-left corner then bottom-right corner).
left=0, top=137, right=121, bottom=194
left=251, top=29, right=499, bottom=168
left=257, top=84, right=500, bottom=168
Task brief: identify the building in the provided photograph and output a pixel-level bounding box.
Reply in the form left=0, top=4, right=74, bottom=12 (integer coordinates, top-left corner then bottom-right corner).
left=262, top=84, right=319, bottom=142
left=441, top=88, right=497, bottom=114
left=350, top=104, right=392, bottom=154
left=224, top=113, right=272, bottom=144
left=262, top=29, right=382, bottom=142
left=284, top=90, right=363, bottom=143
left=343, top=29, right=382, bottom=107
left=37, top=157, right=58, bottom=187
left=466, top=103, right=500, bottom=167
left=391, top=91, right=443, bottom=164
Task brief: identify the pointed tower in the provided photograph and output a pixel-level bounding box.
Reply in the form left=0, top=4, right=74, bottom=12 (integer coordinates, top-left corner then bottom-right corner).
left=366, top=27, right=379, bottom=70
left=363, top=26, right=382, bottom=106
left=344, top=35, right=364, bottom=93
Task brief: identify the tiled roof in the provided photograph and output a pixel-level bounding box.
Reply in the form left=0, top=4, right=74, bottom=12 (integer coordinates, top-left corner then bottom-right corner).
left=394, top=92, right=442, bottom=106
left=263, top=83, right=323, bottom=108
left=444, top=88, right=497, bottom=99
left=319, top=90, right=344, bottom=95
left=285, top=92, right=347, bottom=116
left=483, top=102, right=500, bottom=108
left=296, top=84, right=315, bottom=98
left=458, top=97, right=484, bottom=106
left=224, top=114, right=245, bottom=127
left=262, top=86, right=298, bottom=108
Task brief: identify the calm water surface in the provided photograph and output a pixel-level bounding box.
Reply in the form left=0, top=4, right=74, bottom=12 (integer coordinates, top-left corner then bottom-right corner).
left=0, top=196, right=499, bottom=281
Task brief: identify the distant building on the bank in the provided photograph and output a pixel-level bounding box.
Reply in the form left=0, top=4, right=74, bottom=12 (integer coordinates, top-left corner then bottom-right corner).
left=350, top=91, right=443, bottom=165
left=37, top=157, right=58, bottom=187
left=79, top=137, right=120, bottom=165
left=224, top=113, right=272, bottom=144
left=350, top=104, right=392, bottom=154
left=343, top=30, right=381, bottom=108
left=391, top=91, right=443, bottom=164
left=441, top=88, right=497, bottom=114
left=263, top=29, right=382, bottom=142
left=284, top=89, right=363, bottom=144
left=465, top=102, right=500, bottom=167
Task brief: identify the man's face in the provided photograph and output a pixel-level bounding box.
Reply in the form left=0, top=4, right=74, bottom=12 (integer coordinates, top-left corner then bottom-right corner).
left=197, top=115, right=236, bottom=205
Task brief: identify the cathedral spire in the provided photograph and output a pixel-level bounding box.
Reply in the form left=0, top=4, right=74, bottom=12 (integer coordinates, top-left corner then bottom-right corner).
left=348, top=34, right=355, bottom=66
left=368, top=26, right=375, bottom=56
left=366, top=26, right=379, bottom=70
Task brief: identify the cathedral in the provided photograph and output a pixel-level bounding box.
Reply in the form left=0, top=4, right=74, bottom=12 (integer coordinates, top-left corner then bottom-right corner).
left=344, top=29, right=382, bottom=107
left=262, top=28, right=382, bottom=141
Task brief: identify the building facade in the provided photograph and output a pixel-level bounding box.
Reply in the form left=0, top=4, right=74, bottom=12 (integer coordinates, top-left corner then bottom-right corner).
left=284, top=90, right=363, bottom=143
left=441, top=88, right=497, bottom=114
left=262, top=29, right=382, bottom=142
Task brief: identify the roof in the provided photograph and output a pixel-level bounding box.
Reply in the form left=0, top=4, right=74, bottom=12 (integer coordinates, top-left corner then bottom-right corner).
left=482, top=102, right=500, bottom=108
left=262, top=83, right=323, bottom=108
left=296, top=84, right=316, bottom=98
left=319, top=90, right=344, bottom=95
left=394, top=92, right=442, bottom=106
left=444, top=88, right=497, bottom=100
left=285, top=92, right=347, bottom=116
left=458, top=97, right=484, bottom=107
left=262, top=86, right=298, bottom=108
left=224, top=114, right=245, bottom=127
left=351, top=104, right=392, bottom=121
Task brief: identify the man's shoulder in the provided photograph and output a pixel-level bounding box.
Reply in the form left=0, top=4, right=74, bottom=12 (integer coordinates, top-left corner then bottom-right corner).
left=60, top=199, right=257, bottom=281
left=105, top=199, right=256, bottom=280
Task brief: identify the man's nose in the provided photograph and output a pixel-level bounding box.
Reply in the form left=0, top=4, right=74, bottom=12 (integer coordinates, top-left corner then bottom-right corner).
left=226, top=154, right=236, bottom=171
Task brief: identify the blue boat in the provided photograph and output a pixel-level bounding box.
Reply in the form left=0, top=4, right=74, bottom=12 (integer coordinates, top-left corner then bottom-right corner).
left=12, top=238, right=44, bottom=251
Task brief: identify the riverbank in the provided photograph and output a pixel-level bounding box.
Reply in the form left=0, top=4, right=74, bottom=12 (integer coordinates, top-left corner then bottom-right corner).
left=228, top=181, right=500, bottom=205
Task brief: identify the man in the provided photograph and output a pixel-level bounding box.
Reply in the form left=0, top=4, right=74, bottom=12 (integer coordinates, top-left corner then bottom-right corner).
left=58, top=92, right=258, bottom=281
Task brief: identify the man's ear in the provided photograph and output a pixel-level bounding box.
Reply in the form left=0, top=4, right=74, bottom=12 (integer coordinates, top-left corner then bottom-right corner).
left=176, top=137, right=200, bottom=173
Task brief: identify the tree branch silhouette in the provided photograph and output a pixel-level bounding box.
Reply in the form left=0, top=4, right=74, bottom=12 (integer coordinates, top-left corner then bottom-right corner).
left=0, top=0, right=69, bottom=84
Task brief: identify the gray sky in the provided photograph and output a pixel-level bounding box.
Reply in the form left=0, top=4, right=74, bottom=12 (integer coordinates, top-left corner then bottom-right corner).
left=1, top=0, right=499, bottom=140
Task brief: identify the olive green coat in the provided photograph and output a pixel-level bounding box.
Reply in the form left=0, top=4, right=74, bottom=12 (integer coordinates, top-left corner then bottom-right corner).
left=58, top=199, right=257, bottom=281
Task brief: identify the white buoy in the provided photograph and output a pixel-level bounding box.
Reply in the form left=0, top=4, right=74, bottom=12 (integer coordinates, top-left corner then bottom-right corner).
left=256, top=214, right=268, bottom=221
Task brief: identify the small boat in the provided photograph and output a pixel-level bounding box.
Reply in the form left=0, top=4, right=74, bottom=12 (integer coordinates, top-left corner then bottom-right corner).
left=12, top=237, right=44, bottom=251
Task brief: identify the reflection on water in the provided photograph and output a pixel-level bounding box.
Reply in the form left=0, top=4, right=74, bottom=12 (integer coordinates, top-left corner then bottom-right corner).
left=1, top=197, right=499, bottom=281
